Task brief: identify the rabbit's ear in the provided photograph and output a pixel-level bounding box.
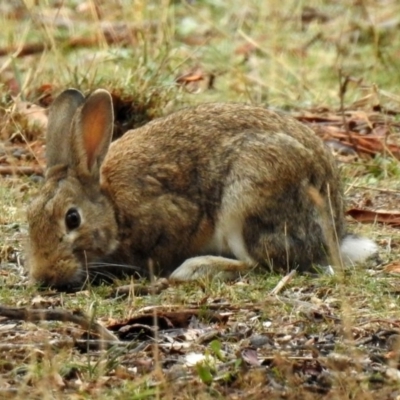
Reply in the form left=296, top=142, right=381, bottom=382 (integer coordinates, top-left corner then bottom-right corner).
left=46, top=89, right=85, bottom=170
left=71, top=89, right=114, bottom=179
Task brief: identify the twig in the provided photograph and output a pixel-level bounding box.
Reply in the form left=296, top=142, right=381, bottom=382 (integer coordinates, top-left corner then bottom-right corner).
left=349, top=185, right=400, bottom=195
left=75, top=339, right=147, bottom=352
left=0, top=305, right=118, bottom=341
left=357, top=318, right=400, bottom=328
left=337, top=68, right=358, bottom=152
left=0, top=43, right=46, bottom=58
left=111, top=278, right=169, bottom=297
left=0, top=166, right=43, bottom=176
left=270, top=270, right=297, bottom=296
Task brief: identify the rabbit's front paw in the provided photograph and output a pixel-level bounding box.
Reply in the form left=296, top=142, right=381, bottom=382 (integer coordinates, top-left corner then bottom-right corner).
left=169, top=256, right=250, bottom=281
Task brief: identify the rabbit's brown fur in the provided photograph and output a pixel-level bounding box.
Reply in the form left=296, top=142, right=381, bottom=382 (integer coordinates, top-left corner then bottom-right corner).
left=27, top=89, right=376, bottom=290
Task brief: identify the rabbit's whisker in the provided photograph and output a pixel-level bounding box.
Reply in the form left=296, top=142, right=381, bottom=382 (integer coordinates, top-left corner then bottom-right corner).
left=88, top=262, right=143, bottom=272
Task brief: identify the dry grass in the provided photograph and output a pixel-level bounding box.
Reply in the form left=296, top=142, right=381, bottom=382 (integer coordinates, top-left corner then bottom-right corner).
left=1, top=0, right=400, bottom=398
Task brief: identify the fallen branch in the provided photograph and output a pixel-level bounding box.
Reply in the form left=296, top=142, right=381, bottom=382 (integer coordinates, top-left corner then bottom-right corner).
left=0, top=305, right=118, bottom=341
left=0, top=43, right=46, bottom=57
left=0, top=21, right=158, bottom=57
left=0, top=166, right=43, bottom=176
left=0, top=339, right=146, bottom=353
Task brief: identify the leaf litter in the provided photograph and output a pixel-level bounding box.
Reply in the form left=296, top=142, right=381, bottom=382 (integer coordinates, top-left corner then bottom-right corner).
left=0, top=281, right=400, bottom=398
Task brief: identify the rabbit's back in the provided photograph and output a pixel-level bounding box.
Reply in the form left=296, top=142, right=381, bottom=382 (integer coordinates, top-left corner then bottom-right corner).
left=103, top=103, right=338, bottom=199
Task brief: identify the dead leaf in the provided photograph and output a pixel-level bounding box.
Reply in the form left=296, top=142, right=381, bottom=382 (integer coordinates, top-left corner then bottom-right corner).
left=295, top=106, right=400, bottom=159
left=31, top=295, right=61, bottom=309
left=235, top=36, right=269, bottom=58
left=383, top=262, right=400, bottom=274
left=301, top=6, right=330, bottom=25
left=113, top=365, right=136, bottom=380
left=241, top=348, right=261, bottom=366
left=175, top=66, right=215, bottom=93
left=346, top=208, right=400, bottom=226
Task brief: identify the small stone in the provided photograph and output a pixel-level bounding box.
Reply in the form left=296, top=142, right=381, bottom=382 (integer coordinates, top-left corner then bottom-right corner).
left=249, top=335, right=272, bottom=348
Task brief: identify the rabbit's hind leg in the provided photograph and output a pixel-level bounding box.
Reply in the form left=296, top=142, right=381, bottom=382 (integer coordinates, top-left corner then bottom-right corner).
left=242, top=212, right=328, bottom=273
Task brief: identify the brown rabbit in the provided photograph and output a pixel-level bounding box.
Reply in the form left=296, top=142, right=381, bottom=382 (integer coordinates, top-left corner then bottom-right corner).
left=26, top=88, right=377, bottom=290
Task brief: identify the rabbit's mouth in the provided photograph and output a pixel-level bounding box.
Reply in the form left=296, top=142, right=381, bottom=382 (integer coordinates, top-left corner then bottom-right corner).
left=27, top=250, right=87, bottom=291
left=29, top=246, right=143, bottom=291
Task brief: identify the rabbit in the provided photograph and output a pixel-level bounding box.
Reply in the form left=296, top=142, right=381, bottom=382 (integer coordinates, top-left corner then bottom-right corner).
left=26, top=88, right=378, bottom=290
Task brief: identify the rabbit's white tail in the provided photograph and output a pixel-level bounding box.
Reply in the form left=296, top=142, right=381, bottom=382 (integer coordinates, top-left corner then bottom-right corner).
left=340, top=235, right=378, bottom=264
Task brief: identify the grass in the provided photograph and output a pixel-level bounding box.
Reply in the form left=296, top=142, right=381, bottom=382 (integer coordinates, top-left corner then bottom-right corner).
left=1, top=0, right=400, bottom=398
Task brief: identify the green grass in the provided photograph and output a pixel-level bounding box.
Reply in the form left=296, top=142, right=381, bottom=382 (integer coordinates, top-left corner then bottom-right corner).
left=1, top=1, right=400, bottom=109
left=1, top=0, right=400, bottom=398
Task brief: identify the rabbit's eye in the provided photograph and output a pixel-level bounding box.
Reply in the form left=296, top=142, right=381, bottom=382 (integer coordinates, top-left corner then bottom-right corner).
left=65, top=208, right=81, bottom=230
